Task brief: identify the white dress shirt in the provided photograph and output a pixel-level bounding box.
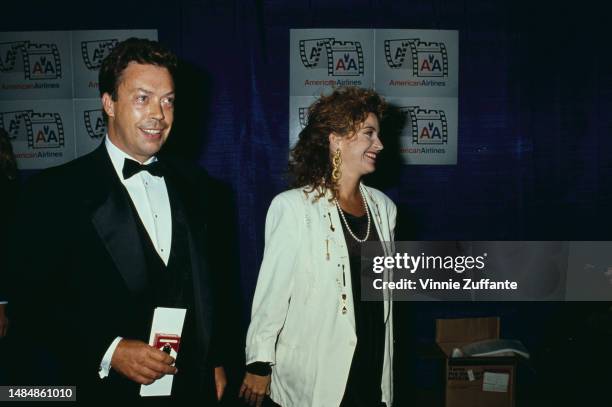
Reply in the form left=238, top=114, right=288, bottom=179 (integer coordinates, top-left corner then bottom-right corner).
left=105, top=136, right=172, bottom=264
left=99, top=136, right=172, bottom=378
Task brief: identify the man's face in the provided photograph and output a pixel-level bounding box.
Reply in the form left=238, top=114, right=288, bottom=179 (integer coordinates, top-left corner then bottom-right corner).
left=102, top=62, right=175, bottom=162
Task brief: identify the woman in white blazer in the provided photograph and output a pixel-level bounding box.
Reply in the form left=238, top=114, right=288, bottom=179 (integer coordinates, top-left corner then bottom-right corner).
left=240, top=87, right=396, bottom=407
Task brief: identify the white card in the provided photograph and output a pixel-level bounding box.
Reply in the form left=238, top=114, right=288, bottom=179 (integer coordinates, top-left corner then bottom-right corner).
left=482, top=372, right=509, bottom=393
left=140, top=307, right=187, bottom=397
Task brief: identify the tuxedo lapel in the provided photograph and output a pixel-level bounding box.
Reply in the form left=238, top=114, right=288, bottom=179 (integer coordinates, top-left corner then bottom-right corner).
left=87, top=145, right=149, bottom=294
left=163, top=165, right=212, bottom=361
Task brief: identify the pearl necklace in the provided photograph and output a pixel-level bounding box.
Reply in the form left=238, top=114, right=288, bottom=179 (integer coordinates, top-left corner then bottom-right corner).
left=334, top=187, right=371, bottom=243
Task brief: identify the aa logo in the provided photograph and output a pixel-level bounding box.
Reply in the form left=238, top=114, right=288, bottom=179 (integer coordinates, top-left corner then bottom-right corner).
left=29, top=112, right=64, bottom=149
left=81, top=39, right=118, bottom=70
left=84, top=109, right=106, bottom=139
left=0, top=110, right=33, bottom=141
left=384, top=39, right=448, bottom=77
left=0, top=41, right=62, bottom=80
left=24, top=43, right=62, bottom=80
left=299, top=38, right=364, bottom=76
left=400, top=106, right=448, bottom=145
left=0, top=110, right=64, bottom=148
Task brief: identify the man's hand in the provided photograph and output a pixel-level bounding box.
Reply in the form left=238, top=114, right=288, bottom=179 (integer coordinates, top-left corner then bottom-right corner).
left=239, top=372, right=271, bottom=407
left=111, top=339, right=177, bottom=385
left=214, top=366, right=227, bottom=401
left=0, top=304, right=8, bottom=338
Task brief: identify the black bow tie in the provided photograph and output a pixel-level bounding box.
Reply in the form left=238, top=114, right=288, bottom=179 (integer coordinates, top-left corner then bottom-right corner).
left=122, top=158, right=165, bottom=179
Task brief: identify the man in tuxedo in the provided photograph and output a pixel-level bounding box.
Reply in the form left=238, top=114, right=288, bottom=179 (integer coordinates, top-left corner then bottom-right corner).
left=7, top=38, right=225, bottom=403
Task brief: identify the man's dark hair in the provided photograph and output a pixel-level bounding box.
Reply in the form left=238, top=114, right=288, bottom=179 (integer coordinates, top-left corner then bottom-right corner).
left=98, top=37, right=178, bottom=100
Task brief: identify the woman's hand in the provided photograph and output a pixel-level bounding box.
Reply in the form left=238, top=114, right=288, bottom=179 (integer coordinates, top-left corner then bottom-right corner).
left=239, top=372, right=271, bottom=407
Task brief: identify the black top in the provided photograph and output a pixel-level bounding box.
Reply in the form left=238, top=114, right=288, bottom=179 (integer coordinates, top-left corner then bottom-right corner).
left=339, top=207, right=386, bottom=407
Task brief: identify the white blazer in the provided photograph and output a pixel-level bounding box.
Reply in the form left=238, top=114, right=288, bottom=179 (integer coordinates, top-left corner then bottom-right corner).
left=246, top=184, right=397, bottom=407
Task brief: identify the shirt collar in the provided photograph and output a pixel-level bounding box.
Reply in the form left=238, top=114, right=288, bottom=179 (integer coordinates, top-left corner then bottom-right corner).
left=104, top=135, right=157, bottom=181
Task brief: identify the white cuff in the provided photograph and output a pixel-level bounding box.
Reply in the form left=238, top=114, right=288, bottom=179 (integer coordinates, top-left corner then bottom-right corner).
left=98, top=336, right=123, bottom=379
left=0, top=301, right=7, bottom=305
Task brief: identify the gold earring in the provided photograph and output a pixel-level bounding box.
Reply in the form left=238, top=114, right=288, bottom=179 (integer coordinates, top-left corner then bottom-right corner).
left=332, top=148, right=342, bottom=182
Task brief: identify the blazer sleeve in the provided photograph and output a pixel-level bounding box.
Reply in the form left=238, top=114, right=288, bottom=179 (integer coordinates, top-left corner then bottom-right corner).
left=245, top=193, right=302, bottom=365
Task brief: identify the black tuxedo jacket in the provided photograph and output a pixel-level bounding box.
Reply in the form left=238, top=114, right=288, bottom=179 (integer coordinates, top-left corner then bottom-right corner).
left=7, top=144, right=217, bottom=399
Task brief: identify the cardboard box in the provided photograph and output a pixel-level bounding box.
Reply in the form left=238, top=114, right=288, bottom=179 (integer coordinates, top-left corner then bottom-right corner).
left=436, top=317, right=517, bottom=407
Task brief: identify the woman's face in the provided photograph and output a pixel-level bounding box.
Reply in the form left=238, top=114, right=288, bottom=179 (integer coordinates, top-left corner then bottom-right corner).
left=333, top=113, right=383, bottom=179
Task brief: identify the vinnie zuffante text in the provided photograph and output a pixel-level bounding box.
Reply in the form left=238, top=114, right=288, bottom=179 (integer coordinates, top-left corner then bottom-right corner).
left=371, top=253, right=518, bottom=291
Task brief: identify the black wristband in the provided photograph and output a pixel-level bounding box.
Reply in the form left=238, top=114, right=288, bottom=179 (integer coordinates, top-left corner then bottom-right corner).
left=246, top=361, right=272, bottom=376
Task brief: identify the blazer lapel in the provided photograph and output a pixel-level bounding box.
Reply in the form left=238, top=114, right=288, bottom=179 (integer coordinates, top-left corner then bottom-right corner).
left=163, top=165, right=212, bottom=361
left=88, top=145, right=148, bottom=293
left=362, top=185, right=393, bottom=256
left=361, top=184, right=393, bottom=322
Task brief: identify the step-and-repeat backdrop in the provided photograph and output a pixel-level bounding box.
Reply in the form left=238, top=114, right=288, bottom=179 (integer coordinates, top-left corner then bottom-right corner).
left=290, top=29, right=459, bottom=165
left=0, top=30, right=157, bottom=169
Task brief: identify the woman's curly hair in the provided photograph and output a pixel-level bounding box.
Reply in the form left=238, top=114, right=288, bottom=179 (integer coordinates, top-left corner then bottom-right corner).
left=289, top=87, right=387, bottom=201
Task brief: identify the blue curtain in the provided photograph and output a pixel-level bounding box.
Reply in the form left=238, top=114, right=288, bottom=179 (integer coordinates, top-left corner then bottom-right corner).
left=7, top=0, right=610, bottom=302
